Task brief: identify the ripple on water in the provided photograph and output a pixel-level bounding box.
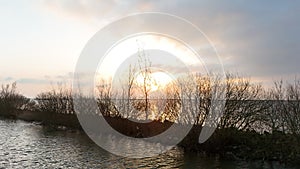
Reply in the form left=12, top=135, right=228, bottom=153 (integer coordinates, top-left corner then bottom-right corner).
left=0, top=119, right=298, bottom=168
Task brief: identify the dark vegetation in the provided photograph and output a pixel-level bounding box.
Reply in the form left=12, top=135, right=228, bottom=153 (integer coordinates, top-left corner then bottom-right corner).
left=1, top=74, right=300, bottom=164
left=0, top=82, right=34, bottom=118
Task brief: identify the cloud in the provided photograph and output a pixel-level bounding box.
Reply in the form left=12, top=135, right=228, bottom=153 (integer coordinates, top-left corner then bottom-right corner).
left=2, top=77, right=14, bottom=81
left=151, top=0, right=300, bottom=79
left=41, top=0, right=300, bottom=81
left=1, top=77, right=52, bottom=85
left=42, top=0, right=154, bottom=25
left=0, top=72, right=75, bottom=85
left=55, top=72, right=73, bottom=80
left=16, top=78, right=49, bottom=84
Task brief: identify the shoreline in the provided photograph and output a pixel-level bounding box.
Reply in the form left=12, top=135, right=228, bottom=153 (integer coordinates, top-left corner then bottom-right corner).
left=1, top=110, right=299, bottom=165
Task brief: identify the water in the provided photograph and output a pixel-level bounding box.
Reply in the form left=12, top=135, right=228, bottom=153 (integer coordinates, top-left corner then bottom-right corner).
left=0, top=119, right=296, bottom=168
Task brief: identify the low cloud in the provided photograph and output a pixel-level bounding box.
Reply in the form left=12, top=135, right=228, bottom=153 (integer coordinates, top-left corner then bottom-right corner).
left=17, top=78, right=49, bottom=84
left=2, top=77, right=14, bottom=81
left=1, top=72, right=74, bottom=85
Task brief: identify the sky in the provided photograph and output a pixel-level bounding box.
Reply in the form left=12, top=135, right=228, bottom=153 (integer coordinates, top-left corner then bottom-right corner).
left=0, top=0, right=299, bottom=97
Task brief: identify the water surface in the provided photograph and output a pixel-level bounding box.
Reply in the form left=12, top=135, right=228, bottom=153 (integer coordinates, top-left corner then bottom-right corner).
left=0, top=119, right=296, bottom=168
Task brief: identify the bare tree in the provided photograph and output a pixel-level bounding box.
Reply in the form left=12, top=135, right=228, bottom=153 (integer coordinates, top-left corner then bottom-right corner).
left=160, top=82, right=181, bottom=122
left=266, top=80, right=287, bottom=133
left=35, top=84, right=74, bottom=114
left=136, top=46, right=154, bottom=120
left=96, top=79, right=120, bottom=117
left=285, top=78, right=300, bottom=135
left=218, top=73, right=269, bottom=131
left=267, top=78, right=300, bottom=135
left=0, top=82, right=32, bottom=115
left=123, top=64, right=136, bottom=118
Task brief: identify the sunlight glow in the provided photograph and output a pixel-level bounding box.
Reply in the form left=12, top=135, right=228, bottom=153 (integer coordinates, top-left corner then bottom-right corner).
left=96, top=34, right=200, bottom=81
left=135, top=71, right=173, bottom=92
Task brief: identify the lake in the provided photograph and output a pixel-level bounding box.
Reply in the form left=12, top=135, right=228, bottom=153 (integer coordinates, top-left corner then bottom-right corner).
left=0, top=119, right=296, bottom=168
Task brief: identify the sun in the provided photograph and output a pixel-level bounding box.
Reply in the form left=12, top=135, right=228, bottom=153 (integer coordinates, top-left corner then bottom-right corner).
left=151, top=72, right=173, bottom=89
left=95, top=34, right=199, bottom=81
left=135, top=71, right=173, bottom=92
